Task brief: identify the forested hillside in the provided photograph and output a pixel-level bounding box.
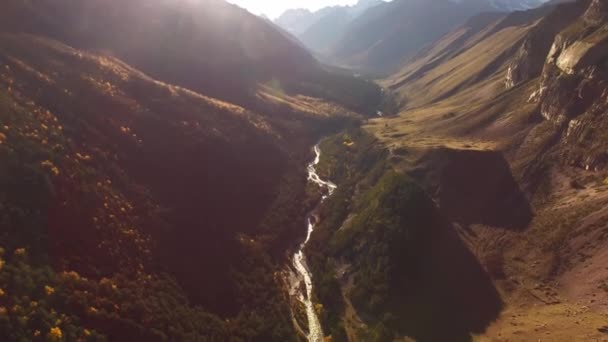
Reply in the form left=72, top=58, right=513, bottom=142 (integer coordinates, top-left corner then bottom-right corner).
left=0, top=1, right=377, bottom=339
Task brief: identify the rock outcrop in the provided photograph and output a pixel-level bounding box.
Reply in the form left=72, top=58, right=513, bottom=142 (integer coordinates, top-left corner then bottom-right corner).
left=532, top=0, right=608, bottom=169
left=505, top=1, right=590, bottom=89
left=584, top=0, right=608, bottom=24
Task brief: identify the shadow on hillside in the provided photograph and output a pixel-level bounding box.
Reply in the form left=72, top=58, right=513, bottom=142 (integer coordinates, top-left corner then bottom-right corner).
left=413, top=148, right=533, bottom=231
left=391, top=216, right=503, bottom=342
left=127, top=121, right=288, bottom=316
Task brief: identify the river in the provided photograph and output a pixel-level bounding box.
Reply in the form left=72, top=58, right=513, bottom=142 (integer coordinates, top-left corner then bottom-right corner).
left=292, top=144, right=337, bottom=342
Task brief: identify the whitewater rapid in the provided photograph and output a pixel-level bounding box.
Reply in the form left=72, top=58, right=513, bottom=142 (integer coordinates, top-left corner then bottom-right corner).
left=292, top=144, right=337, bottom=342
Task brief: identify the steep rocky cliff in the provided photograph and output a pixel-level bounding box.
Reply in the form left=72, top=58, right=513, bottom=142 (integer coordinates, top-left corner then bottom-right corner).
left=533, top=0, right=608, bottom=169
left=505, top=0, right=590, bottom=88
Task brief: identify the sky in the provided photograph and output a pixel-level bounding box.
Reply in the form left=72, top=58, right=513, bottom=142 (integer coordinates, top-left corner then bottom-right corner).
left=226, top=0, right=362, bottom=19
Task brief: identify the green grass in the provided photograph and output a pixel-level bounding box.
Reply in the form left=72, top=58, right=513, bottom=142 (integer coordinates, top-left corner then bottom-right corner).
left=306, top=128, right=448, bottom=339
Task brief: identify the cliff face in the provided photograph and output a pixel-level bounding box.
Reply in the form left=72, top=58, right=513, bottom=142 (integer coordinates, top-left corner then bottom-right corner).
left=505, top=1, right=590, bottom=88
left=532, top=0, right=608, bottom=169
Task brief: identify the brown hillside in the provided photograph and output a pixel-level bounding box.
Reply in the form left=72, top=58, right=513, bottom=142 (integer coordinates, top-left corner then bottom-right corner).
left=352, top=0, right=608, bottom=340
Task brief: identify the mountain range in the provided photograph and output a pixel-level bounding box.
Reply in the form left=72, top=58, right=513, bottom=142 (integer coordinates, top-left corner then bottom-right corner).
left=1, top=0, right=607, bottom=340
left=275, top=0, right=552, bottom=73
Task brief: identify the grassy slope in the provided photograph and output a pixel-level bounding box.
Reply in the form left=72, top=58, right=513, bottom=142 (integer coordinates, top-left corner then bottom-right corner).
left=358, top=3, right=608, bottom=341
left=307, top=131, right=504, bottom=341
left=309, top=2, right=608, bottom=341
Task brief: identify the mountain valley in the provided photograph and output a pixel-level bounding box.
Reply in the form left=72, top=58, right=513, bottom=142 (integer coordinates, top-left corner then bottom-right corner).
left=1, top=0, right=608, bottom=341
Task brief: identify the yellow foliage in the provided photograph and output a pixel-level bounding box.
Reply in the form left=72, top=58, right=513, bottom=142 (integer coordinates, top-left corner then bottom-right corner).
left=604, top=177, right=608, bottom=185
left=40, top=160, right=60, bottom=175
left=84, top=329, right=91, bottom=336
left=34, top=330, right=40, bottom=337
left=100, top=278, right=112, bottom=286
left=44, top=285, right=55, bottom=296
left=0, top=288, right=5, bottom=297
left=76, top=153, right=92, bottom=161
left=62, top=271, right=81, bottom=281
left=0, top=132, right=6, bottom=143
left=48, top=327, right=63, bottom=340
left=0, top=259, right=4, bottom=270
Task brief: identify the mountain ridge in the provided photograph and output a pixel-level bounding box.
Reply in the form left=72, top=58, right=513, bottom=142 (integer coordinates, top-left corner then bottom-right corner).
left=274, top=0, right=554, bottom=74
left=0, top=1, right=375, bottom=340
left=305, top=0, right=608, bottom=340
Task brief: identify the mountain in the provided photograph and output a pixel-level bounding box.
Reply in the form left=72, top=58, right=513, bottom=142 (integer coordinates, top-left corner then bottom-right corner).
left=274, top=8, right=319, bottom=35
left=304, top=0, right=608, bottom=340
left=0, top=31, right=300, bottom=340
left=326, top=0, right=496, bottom=74
left=275, top=0, right=383, bottom=54
left=489, top=0, right=548, bottom=10
left=0, top=0, right=382, bottom=114
left=0, top=0, right=315, bottom=104
left=0, top=0, right=383, bottom=340
left=274, top=0, right=551, bottom=73
left=323, top=0, right=552, bottom=74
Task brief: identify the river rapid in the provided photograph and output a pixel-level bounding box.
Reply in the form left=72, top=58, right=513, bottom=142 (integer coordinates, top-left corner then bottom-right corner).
left=291, top=144, right=337, bottom=342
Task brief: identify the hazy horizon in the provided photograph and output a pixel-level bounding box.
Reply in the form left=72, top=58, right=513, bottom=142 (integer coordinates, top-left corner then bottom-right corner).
left=226, top=0, right=379, bottom=19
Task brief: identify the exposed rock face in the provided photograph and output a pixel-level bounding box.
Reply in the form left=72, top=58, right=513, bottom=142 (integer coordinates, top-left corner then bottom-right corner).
left=584, top=0, right=608, bottom=24
left=505, top=1, right=589, bottom=89
left=532, top=0, right=608, bottom=169
left=560, top=88, right=608, bottom=170
left=554, top=38, right=608, bottom=74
